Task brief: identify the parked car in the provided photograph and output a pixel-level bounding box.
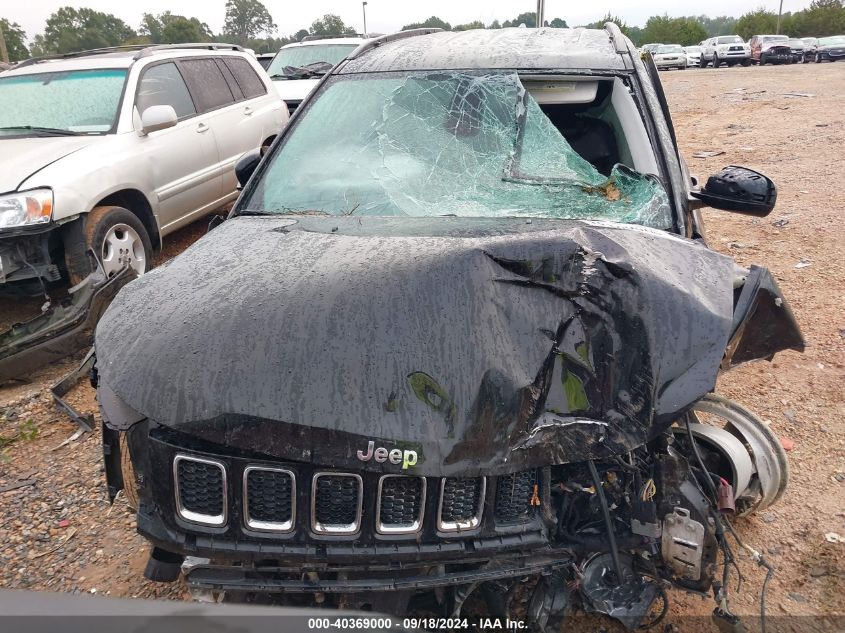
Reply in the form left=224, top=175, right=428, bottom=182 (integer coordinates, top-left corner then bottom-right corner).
left=788, top=38, right=806, bottom=63
left=95, top=25, right=802, bottom=633
left=653, top=44, right=687, bottom=69
left=813, top=35, right=845, bottom=62
left=255, top=52, right=275, bottom=70
left=683, top=45, right=703, bottom=67
left=701, top=35, right=752, bottom=67
left=267, top=36, right=369, bottom=115
left=0, top=43, right=287, bottom=288
left=641, top=42, right=662, bottom=55
left=801, top=37, right=819, bottom=62
left=750, top=34, right=792, bottom=64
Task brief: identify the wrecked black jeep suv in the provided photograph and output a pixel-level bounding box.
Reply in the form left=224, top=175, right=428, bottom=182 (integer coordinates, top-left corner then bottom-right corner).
left=94, top=26, right=803, bottom=630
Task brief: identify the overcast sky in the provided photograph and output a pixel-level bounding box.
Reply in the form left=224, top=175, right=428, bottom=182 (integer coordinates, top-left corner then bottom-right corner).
left=6, top=1, right=811, bottom=40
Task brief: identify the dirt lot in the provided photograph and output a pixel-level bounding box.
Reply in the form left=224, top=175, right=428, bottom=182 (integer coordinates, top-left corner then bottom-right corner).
left=1, top=64, right=843, bottom=625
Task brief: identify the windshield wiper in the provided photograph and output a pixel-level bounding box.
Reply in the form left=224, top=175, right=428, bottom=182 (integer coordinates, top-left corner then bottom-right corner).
left=0, top=126, right=84, bottom=136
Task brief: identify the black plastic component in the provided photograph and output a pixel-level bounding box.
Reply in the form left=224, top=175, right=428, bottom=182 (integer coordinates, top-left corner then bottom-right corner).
left=143, top=547, right=184, bottom=582
left=314, top=475, right=360, bottom=525
left=246, top=469, right=293, bottom=524
left=177, top=459, right=224, bottom=516
left=379, top=476, right=423, bottom=526
left=692, top=165, right=777, bottom=217
left=235, top=149, right=261, bottom=188
left=441, top=478, right=483, bottom=523
left=494, top=469, right=537, bottom=523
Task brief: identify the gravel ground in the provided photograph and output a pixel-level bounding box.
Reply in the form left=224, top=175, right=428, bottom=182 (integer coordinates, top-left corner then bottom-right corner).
left=0, top=64, right=842, bottom=626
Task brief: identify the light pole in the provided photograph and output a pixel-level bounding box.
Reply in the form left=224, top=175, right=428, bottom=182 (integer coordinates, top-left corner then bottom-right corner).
left=776, top=0, right=784, bottom=34
left=362, top=2, right=368, bottom=37
left=536, top=0, right=545, bottom=27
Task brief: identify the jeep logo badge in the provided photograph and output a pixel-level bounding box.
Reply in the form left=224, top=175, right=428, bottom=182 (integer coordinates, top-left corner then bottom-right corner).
left=356, top=441, right=418, bottom=470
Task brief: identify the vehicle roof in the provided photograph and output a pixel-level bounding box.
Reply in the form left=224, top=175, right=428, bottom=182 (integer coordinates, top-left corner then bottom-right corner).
left=2, top=47, right=252, bottom=78
left=341, top=28, right=630, bottom=74
left=282, top=37, right=369, bottom=50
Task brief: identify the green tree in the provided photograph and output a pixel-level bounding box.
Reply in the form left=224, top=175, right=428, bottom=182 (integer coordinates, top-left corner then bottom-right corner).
left=223, top=0, right=276, bottom=45
left=735, top=9, right=778, bottom=40
left=793, top=0, right=845, bottom=36
left=693, top=15, right=739, bottom=37
left=141, top=12, right=212, bottom=44
left=549, top=18, right=568, bottom=28
left=453, top=21, right=485, bottom=31
left=502, top=12, right=537, bottom=28
left=401, top=16, right=451, bottom=31
left=640, top=15, right=707, bottom=46
left=1, top=18, right=29, bottom=61
left=310, top=14, right=356, bottom=36
left=38, top=7, right=136, bottom=54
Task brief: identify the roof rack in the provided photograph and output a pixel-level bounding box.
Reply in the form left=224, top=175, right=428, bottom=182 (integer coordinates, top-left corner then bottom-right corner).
left=346, top=28, right=443, bottom=60
left=15, top=45, right=148, bottom=68
left=300, top=33, right=366, bottom=42
left=14, top=43, right=245, bottom=69
left=133, top=43, right=244, bottom=59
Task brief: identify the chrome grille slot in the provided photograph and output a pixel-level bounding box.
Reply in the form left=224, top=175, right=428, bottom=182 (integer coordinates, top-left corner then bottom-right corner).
left=494, top=469, right=538, bottom=523
left=312, top=473, right=363, bottom=535
left=243, top=467, right=295, bottom=532
left=376, top=475, right=426, bottom=534
left=174, top=454, right=227, bottom=527
left=438, top=477, right=485, bottom=532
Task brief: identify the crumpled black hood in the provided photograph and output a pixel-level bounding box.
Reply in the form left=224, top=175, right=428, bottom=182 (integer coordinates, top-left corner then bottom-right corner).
left=95, top=216, right=801, bottom=476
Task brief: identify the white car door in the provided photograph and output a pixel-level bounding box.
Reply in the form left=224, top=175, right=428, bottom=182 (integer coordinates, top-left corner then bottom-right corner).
left=180, top=56, right=284, bottom=197
left=134, top=61, right=223, bottom=233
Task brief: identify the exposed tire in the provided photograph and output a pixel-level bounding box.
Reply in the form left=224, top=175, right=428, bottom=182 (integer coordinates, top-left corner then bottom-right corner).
left=741, top=59, right=751, bottom=67
left=760, top=55, right=767, bottom=65
left=815, top=53, right=822, bottom=63
left=713, top=55, right=720, bottom=68
left=67, top=205, right=153, bottom=284
left=120, top=432, right=139, bottom=511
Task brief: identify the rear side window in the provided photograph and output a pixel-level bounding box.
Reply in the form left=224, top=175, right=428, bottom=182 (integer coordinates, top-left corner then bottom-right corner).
left=179, top=58, right=235, bottom=112
left=224, top=57, right=267, bottom=99
left=136, top=62, right=196, bottom=119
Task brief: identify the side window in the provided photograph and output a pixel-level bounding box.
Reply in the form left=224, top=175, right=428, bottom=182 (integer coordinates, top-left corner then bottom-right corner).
left=215, top=59, right=244, bottom=101
left=224, top=57, right=268, bottom=99
left=136, top=62, right=196, bottom=120
left=178, top=58, right=236, bottom=112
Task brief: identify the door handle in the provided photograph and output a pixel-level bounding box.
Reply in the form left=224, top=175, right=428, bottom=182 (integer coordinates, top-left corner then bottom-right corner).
left=244, top=106, right=254, bottom=116
left=197, top=123, right=210, bottom=133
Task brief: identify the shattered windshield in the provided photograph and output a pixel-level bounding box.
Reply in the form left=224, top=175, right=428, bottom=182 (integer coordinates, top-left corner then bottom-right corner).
left=243, top=72, right=672, bottom=228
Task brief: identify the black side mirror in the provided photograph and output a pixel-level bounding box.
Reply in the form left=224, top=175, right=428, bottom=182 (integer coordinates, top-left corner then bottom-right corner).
left=691, top=165, right=777, bottom=217
left=235, top=149, right=261, bottom=189
left=208, top=214, right=226, bottom=232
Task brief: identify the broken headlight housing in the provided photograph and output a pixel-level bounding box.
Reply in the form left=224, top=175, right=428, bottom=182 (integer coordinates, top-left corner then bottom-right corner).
left=0, top=189, right=53, bottom=229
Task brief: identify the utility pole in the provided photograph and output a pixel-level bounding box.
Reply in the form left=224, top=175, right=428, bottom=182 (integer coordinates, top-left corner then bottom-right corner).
left=362, top=2, right=368, bottom=37
left=0, top=21, right=10, bottom=64
left=776, top=0, right=784, bottom=34
left=536, top=0, right=545, bottom=28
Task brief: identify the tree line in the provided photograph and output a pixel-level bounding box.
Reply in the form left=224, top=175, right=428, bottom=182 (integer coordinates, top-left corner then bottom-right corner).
left=2, top=0, right=845, bottom=63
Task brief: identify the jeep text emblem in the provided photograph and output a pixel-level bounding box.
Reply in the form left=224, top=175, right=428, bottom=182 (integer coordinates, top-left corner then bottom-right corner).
left=357, top=441, right=418, bottom=470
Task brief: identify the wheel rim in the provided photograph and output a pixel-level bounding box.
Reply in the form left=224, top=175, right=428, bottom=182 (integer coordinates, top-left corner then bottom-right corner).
left=101, top=223, right=146, bottom=277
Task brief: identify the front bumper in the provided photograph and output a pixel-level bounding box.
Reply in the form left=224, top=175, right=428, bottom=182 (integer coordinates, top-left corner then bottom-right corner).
left=127, top=425, right=556, bottom=585
left=654, top=57, right=686, bottom=68
left=762, top=49, right=793, bottom=63
left=820, top=49, right=845, bottom=60
left=0, top=224, right=61, bottom=284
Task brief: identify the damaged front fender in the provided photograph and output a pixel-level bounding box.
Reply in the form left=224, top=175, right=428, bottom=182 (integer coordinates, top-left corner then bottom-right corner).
left=0, top=256, right=135, bottom=383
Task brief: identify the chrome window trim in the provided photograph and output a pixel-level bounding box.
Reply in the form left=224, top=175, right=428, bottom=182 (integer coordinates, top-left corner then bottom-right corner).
left=173, top=454, right=227, bottom=527
left=437, top=477, right=486, bottom=533
left=243, top=466, right=296, bottom=533
left=311, top=472, right=363, bottom=535
left=375, top=475, right=426, bottom=535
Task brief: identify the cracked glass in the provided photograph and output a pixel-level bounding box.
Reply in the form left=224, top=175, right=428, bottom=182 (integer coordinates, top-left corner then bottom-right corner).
left=245, top=72, right=672, bottom=228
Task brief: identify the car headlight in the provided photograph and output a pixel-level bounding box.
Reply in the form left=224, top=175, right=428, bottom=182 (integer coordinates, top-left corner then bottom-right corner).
left=0, top=189, right=53, bottom=229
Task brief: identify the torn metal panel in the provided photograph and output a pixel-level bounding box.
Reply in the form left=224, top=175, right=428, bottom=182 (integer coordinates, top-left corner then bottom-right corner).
left=96, top=216, right=799, bottom=476
left=50, top=348, right=96, bottom=431
left=0, top=259, right=135, bottom=383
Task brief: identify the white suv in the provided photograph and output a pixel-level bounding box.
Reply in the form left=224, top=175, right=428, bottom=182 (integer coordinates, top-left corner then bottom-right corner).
left=700, top=35, right=752, bottom=67
left=0, top=44, right=287, bottom=287
left=266, top=36, right=369, bottom=116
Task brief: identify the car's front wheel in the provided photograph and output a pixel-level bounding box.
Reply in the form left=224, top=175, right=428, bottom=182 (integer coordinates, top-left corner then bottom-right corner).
left=65, top=205, right=153, bottom=284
